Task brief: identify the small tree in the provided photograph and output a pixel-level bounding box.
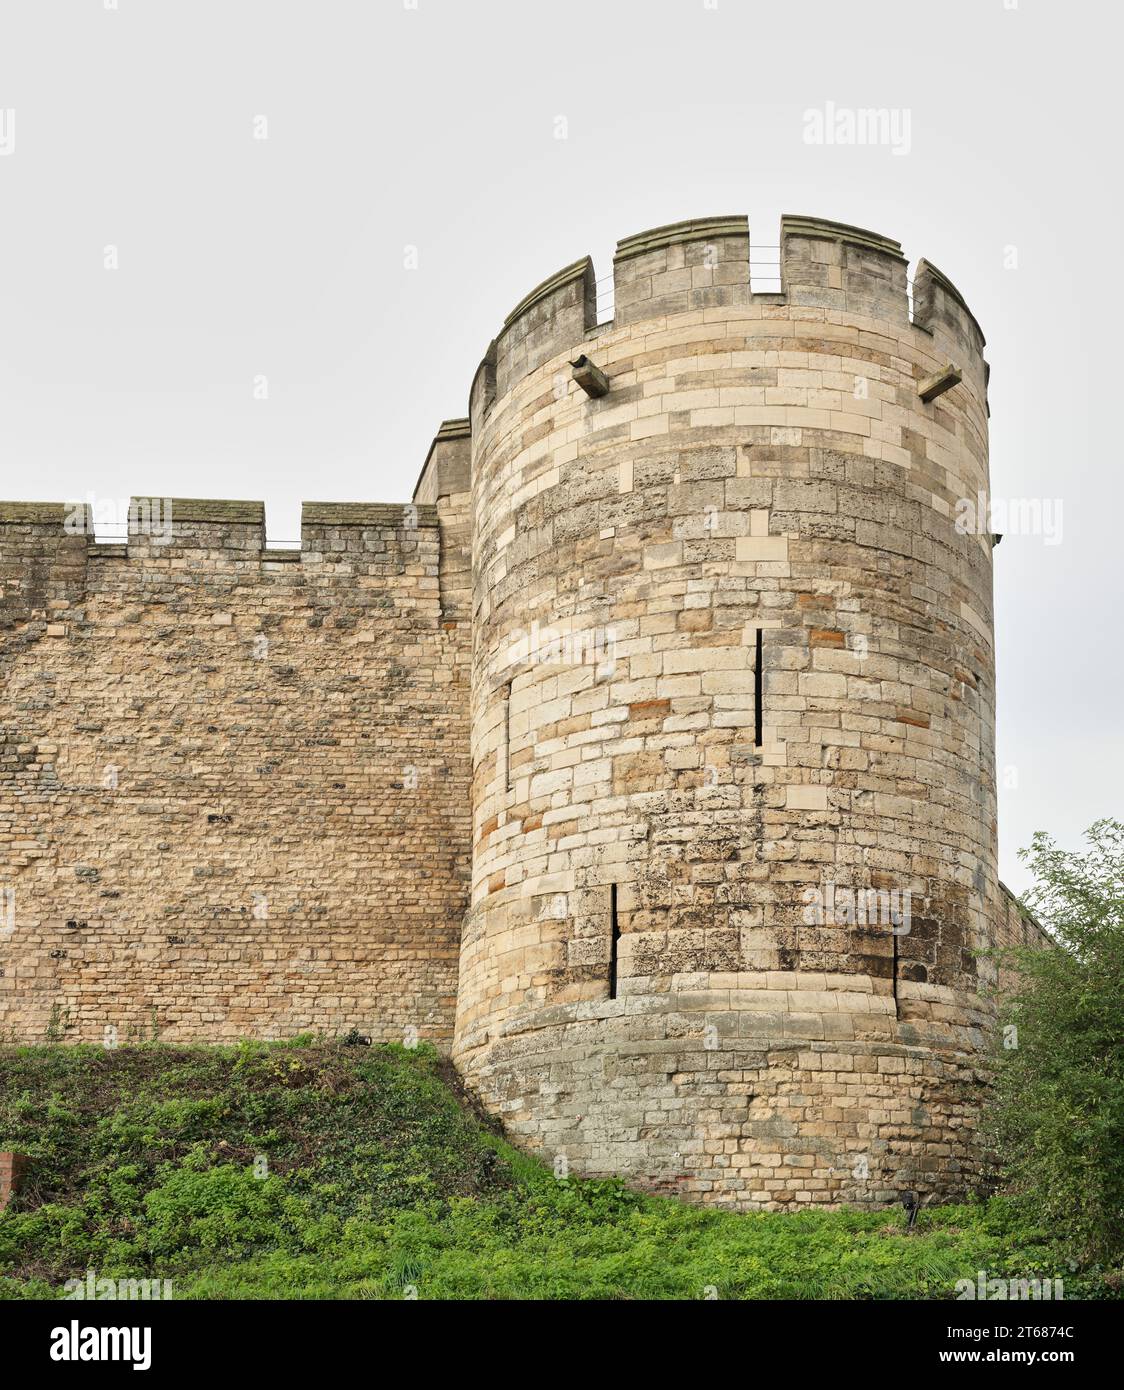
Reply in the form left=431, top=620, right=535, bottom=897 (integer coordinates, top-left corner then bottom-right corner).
left=985, top=819, right=1124, bottom=1263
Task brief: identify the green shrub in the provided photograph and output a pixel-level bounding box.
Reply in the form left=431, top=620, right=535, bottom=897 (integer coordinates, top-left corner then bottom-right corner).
left=142, top=1164, right=296, bottom=1255
left=984, top=819, right=1124, bottom=1264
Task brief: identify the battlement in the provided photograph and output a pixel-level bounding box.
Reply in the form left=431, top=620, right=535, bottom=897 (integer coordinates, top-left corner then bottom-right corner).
left=470, top=213, right=989, bottom=418
left=0, top=498, right=438, bottom=542
left=0, top=416, right=480, bottom=640
left=0, top=500, right=451, bottom=630
left=0, top=421, right=473, bottom=560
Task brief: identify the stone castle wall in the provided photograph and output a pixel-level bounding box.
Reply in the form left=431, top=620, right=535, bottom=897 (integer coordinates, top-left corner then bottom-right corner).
left=1, top=214, right=1046, bottom=1209
left=0, top=422, right=472, bottom=1043
left=454, top=215, right=1025, bottom=1208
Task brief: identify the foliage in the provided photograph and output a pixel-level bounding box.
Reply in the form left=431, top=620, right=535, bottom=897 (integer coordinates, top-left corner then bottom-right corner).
left=985, top=819, right=1124, bottom=1264
left=0, top=1040, right=1115, bottom=1300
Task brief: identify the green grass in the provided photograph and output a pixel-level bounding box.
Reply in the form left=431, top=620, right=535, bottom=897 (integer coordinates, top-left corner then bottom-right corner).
left=0, top=1041, right=1114, bottom=1300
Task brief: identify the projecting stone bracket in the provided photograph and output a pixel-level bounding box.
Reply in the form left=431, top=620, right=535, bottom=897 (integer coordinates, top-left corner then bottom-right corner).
left=917, top=363, right=962, bottom=403
left=570, top=355, right=610, bottom=399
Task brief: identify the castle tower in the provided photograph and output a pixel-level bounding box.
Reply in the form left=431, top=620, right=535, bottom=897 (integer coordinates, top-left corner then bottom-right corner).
left=453, top=215, right=1000, bottom=1208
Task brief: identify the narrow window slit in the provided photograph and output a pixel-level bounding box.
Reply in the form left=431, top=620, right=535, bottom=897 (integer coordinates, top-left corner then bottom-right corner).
left=892, top=929, right=900, bottom=1019
left=503, top=681, right=512, bottom=792
left=754, top=627, right=764, bottom=748
left=608, top=883, right=621, bottom=1000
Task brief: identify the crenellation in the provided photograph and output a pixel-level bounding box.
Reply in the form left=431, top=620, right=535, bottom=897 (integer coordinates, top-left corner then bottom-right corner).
left=0, top=505, right=92, bottom=637
left=469, top=339, right=498, bottom=428
left=780, top=215, right=911, bottom=327
left=912, top=260, right=986, bottom=356
left=494, top=257, right=596, bottom=401
left=613, top=216, right=751, bottom=327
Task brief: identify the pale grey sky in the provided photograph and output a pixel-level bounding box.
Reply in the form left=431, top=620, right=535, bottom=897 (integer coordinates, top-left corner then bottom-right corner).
left=1, top=0, right=1119, bottom=892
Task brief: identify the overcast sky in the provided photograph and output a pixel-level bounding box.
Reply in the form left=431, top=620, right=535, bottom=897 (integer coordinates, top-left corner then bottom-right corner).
left=1, top=0, right=1119, bottom=893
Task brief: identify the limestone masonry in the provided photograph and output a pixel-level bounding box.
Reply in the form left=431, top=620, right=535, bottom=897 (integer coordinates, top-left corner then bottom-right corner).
left=1, top=215, right=1043, bottom=1208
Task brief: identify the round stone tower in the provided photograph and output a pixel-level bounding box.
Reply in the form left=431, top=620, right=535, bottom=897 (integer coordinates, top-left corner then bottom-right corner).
left=453, top=215, right=998, bottom=1209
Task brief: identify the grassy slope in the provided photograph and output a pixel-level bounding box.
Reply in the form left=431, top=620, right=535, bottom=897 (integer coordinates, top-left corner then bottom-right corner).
left=0, top=1041, right=1109, bottom=1301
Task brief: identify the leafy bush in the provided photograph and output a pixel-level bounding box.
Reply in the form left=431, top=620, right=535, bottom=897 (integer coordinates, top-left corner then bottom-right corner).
left=142, top=1164, right=295, bottom=1255
left=985, top=819, right=1124, bottom=1264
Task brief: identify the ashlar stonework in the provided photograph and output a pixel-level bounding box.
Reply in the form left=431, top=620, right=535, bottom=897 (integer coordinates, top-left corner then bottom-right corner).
left=0, top=216, right=1043, bottom=1209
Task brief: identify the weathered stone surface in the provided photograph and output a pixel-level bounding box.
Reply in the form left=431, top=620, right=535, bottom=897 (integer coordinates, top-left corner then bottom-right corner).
left=455, top=214, right=1042, bottom=1210
left=0, top=216, right=1045, bottom=1212
left=0, top=459, right=472, bottom=1046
